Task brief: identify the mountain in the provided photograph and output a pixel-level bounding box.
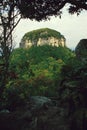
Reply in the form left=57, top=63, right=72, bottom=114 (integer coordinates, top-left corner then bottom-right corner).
left=20, top=28, right=66, bottom=48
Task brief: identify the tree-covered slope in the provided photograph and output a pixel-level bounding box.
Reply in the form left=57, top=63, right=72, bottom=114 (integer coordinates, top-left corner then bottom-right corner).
left=4, top=45, right=74, bottom=112
left=9, top=45, right=74, bottom=84
left=11, top=45, right=73, bottom=65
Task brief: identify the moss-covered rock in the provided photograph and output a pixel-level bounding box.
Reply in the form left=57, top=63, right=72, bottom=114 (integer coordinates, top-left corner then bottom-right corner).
left=20, top=28, right=66, bottom=48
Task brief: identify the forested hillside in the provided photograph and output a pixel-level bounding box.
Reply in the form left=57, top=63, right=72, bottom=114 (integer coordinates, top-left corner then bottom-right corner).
left=1, top=42, right=87, bottom=130
left=8, top=45, right=73, bottom=98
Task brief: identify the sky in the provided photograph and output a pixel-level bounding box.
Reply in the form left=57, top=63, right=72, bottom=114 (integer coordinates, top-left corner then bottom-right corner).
left=13, top=8, right=87, bottom=50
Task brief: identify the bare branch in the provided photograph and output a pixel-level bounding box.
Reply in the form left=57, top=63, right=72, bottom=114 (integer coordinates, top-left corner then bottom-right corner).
left=6, top=16, right=21, bottom=41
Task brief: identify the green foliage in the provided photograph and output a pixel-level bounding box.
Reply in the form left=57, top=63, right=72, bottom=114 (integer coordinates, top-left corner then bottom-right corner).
left=3, top=45, right=74, bottom=111
left=56, top=49, right=87, bottom=129
left=4, top=74, right=57, bottom=111
left=23, top=28, right=65, bottom=42
left=19, top=1, right=87, bottom=21
left=59, top=57, right=87, bottom=115
left=10, top=48, right=32, bottom=79
left=31, top=57, right=64, bottom=80
left=9, top=45, right=74, bottom=82
left=27, top=45, right=73, bottom=64
left=7, top=45, right=73, bottom=102
left=4, top=80, right=31, bottom=111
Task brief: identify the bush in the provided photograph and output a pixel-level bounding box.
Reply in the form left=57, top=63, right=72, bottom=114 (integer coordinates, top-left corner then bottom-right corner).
left=4, top=75, right=58, bottom=111
left=4, top=80, right=30, bottom=111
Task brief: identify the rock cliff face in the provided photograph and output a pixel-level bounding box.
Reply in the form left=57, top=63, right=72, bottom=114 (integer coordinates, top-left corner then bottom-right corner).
left=20, top=28, right=66, bottom=48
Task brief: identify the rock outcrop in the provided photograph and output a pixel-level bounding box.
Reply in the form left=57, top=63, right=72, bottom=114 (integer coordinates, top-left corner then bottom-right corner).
left=0, top=96, right=70, bottom=130
left=20, top=28, right=66, bottom=48
left=75, top=39, right=87, bottom=60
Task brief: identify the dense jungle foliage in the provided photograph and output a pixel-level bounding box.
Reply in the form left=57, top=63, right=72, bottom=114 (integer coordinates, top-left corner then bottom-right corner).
left=0, top=43, right=86, bottom=107
left=0, top=45, right=73, bottom=109
left=1, top=42, right=87, bottom=130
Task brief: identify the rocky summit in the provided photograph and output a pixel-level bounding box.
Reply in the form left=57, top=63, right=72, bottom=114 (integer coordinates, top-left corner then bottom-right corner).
left=20, top=28, right=66, bottom=48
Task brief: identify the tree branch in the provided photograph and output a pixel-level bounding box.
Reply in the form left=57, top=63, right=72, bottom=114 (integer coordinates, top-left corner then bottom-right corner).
left=67, top=0, right=87, bottom=10
left=6, top=16, right=21, bottom=41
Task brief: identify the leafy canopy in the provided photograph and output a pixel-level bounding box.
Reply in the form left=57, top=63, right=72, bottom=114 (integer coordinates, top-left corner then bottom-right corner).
left=18, top=0, right=87, bottom=21
left=0, top=0, right=87, bottom=22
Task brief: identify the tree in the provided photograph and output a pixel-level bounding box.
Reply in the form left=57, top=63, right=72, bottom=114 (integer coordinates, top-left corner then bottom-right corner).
left=0, top=0, right=22, bottom=99
left=58, top=56, right=87, bottom=130
left=18, top=0, right=87, bottom=21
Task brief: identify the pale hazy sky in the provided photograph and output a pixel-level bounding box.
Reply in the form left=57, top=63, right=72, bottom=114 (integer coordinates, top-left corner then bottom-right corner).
left=14, top=8, right=87, bottom=50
